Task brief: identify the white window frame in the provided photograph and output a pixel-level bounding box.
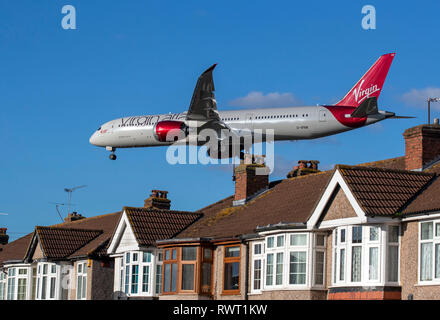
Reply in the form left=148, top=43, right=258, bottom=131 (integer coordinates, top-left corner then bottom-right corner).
left=251, top=241, right=264, bottom=294
left=0, top=270, right=6, bottom=300
left=332, top=224, right=399, bottom=287
left=312, top=234, right=326, bottom=287
left=3, top=265, right=31, bottom=300
left=287, top=233, right=308, bottom=287
left=257, top=232, right=317, bottom=291
left=119, top=250, right=162, bottom=297
left=76, top=261, right=87, bottom=300
left=418, top=220, right=440, bottom=285
left=36, top=262, right=59, bottom=300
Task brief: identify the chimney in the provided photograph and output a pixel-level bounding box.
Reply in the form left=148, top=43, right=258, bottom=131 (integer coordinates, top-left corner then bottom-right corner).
left=0, top=228, right=9, bottom=245
left=233, top=155, right=269, bottom=206
left=144, top=190, right=171, bottom=210
left=403, top=124, right=440, bottom=171
left=287, top=160, right=320, bottom=178
left=64, top=212, right=86, bottom=223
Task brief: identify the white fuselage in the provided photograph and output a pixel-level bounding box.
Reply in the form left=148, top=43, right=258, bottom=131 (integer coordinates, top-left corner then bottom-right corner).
left=89, top=106, right=389, bottom=149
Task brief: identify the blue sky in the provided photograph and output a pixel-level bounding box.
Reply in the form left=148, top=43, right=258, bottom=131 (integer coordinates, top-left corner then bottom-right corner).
left=1, top=0, right=440, bottom=240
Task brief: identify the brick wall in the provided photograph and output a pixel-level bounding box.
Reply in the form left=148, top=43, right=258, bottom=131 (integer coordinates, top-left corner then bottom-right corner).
left=403, top=124, right=440, bottom=170
left=400, top=220, right=440, bottom=300
left=234, top=164, right=268, bottom=202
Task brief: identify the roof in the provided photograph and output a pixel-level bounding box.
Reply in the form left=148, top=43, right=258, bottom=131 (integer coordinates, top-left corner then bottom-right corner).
left=0, top=233, right=33, bottom=266
left=124, top=207, right=202, bottom=246
left=337, top=165, right=435, bottom=216
left=34, top=226, right=102, bottom=259
left=357, top=156, right=406, bottom=170
left=177, top=171, right=332, bottom=240
left=0, top=211, right=121, bottom=265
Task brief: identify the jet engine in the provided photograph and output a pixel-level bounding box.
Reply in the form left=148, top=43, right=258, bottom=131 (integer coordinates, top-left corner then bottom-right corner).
left=153, top=121, right=188, bottom=142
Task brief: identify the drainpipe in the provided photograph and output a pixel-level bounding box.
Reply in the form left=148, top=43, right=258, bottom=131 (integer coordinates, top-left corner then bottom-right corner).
left=244, top=241, right=249, bottom=300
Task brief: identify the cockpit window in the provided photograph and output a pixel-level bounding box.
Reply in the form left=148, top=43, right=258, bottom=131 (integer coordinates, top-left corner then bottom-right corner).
left=97, top=127, right=101, bottom=131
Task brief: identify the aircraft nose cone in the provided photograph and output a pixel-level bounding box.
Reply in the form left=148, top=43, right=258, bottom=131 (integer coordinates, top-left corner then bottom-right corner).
left=89, top=132, right=98, bottom=145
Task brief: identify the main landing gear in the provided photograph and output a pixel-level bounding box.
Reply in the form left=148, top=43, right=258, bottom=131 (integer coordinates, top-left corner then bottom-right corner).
left=106, top=146, right=117, bottom=160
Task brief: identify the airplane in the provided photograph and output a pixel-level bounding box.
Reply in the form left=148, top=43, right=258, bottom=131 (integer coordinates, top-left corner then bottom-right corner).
left=90, top=53, right=410, bottom=160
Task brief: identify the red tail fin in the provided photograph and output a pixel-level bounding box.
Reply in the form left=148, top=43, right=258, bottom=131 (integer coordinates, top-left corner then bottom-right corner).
left=335, top=53, right=395, bottom=107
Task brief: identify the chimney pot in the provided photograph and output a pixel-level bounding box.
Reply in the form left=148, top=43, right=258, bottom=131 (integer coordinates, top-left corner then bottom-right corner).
left=0, top=228, right=9, bottom=245
left=64, top=212, right=85, bottom=223
left=144, top=189, right=171, bottom=210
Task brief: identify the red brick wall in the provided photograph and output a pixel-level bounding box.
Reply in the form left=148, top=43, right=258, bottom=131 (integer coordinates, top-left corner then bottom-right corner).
left=403, top=125, right=440, bottom=170
left=234, top=164, right=268, bottom=202
left=328, top=288, right=401, bottom=300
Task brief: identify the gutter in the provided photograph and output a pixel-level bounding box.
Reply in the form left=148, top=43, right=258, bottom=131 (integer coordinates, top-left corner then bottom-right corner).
left=255, top=222, right=307, bottom=232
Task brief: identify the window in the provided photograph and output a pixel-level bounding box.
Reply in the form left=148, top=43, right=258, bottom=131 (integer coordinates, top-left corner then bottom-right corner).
left=121, top=251, right=157, bottom=297
left=223, top=245, right=240, bottom=293
left=76, top=262, right=87, bottom=300
left=181, top=247, right=197, bottom=291
left=251, top=242, right=264, bottom=292
left=419, top=221, right=440, bottom=283
left=314, top=234, right=326, bottom=286
left=333, top=225, right=399, bottom=286
left=36, top=263, right=57, bottom=300
left=387, top=225, right=399, bottom=282
left=289, top=251, right=306, bottom=285
left=7, top=268, right=16, bottom=300
left=0, top=271, right=6, bottom=300
left=155, top=251, right=163, bottom=295
left=201, top=247, right=213, bottom=294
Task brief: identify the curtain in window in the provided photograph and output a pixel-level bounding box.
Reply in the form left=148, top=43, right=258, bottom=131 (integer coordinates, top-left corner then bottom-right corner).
left=276, top=253, right=284, bottom=285
left=369, top=247, right=379, bottom=280
left=421, top=243, right=433, bottom=281
left=436, top=244, right=440, bottom=279
left=253, top=260, right=261, bottom=290
left=351, top=246, right=362, bottom=282
left=289, top=251, right=306, bottom=285
left=339, top=249, right=345, bottom=281
left=266, top=254, right=274, bottom=286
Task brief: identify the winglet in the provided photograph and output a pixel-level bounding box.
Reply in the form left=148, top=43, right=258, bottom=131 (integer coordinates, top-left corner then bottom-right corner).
left=202, top=63, right=217, bottom=75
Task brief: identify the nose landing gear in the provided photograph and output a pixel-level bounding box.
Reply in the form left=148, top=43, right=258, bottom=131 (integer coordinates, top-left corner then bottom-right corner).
left=106, top=146, right=117, bottom=160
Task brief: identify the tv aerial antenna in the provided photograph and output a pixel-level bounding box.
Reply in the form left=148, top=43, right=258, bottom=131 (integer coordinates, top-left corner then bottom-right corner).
left=64, top=185, right=87, bottom=215
left=48, top=202, right=75, bottom=222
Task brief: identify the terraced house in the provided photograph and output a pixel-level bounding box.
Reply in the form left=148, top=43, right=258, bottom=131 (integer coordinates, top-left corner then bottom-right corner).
left=1, top=123, right=440, bottom=300
left=155, top=123, right=440, bottom=300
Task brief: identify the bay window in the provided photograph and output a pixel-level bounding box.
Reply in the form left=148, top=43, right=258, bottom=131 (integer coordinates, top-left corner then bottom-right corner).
left=419, top=220, right=440, bottom=283
left=333, top=225, right=399, bottom=286
left=252, top=232, right=326, bottom=292
left=36, top=263, right=58, bottom=300
left=121, top=250, right=159, bottom=297
left=161, top=245, right=213, bottom=295
left=3, top=266, right=31, bottom=300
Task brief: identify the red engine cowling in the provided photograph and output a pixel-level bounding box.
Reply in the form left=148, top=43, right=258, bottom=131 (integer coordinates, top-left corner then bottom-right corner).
left=153, top=121, right=187, bottom=142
